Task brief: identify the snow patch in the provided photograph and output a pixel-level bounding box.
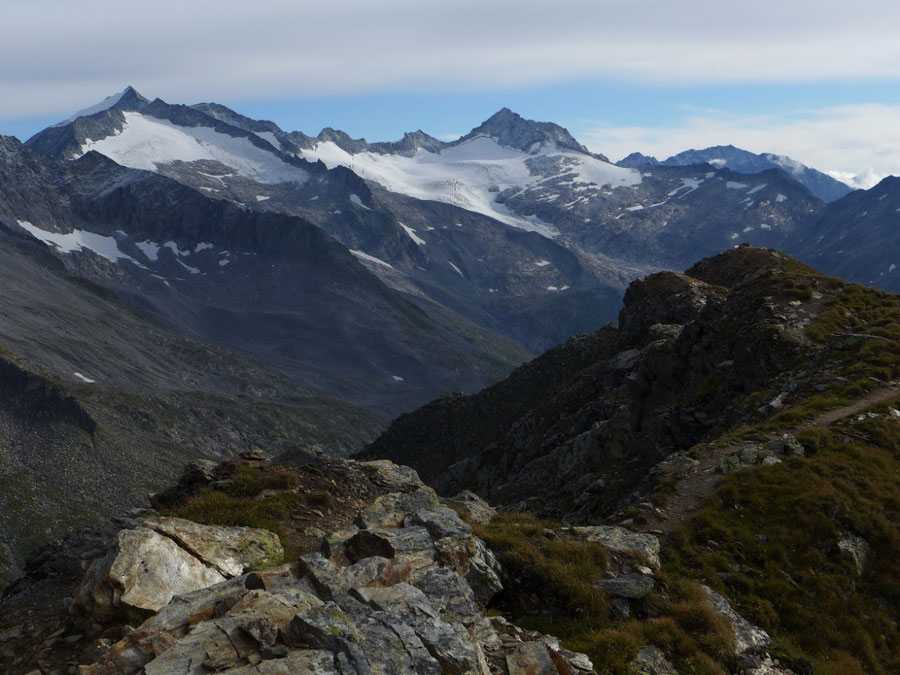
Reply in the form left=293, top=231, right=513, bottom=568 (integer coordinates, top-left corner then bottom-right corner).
left=391, top=375, right=404, bottom=382
left=255, top=195, right=270, bottom=202
left=726, top=181, right=750, bottom=189
left=668, top=178, right=702, bottom=197
left=136, top=240, right=160, bottom=261
left=218, top=259, right=230, bottom=267
left=350, top=194, right=371, bottom=210
left=535, top=259, right=551, bottom=267
left=163, top=241, right=190, bottom=257
left=17, top=220, right=142, bottom=266
left=194, top=242, right=214, bottom=252
left=176, top=259, right=201, bottom=275
left=760, top=223, right=772, bottom=230
left=350, top=249, right=394, bottom=268
left=399, top=222, right=425, bottom=245
left=625, top=204, right=644, bottom=212
left=747, top=183, right=767, bottom=195
left=54, top=90, right=128, bottom=127
left=449, top=261, right=463, bottom=276
left=775, top=193, right=787, bottom=203
left=73, top=372, right=95, bottom=384
left=254, top=131, right=280, bottom=150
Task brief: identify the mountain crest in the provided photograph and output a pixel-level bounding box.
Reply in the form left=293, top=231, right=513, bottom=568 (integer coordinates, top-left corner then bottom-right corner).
left=458, top=107, right=602, bottom=158
left=661, top=144, right=853, bottom=202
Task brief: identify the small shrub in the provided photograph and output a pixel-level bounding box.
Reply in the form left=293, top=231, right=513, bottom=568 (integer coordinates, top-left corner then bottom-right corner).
left=307, top=490, right=332, bottom=507
left=267, top=468, right=301, bottom=490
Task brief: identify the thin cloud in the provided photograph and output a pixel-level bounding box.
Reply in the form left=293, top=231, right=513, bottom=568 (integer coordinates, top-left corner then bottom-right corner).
left=580, top=104, right=900, bottom=189
left=2, top=1, right=900, bottom=118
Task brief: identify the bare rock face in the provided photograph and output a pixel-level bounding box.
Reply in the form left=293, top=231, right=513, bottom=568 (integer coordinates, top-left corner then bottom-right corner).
left=72, top=517, right=283, bottom=625
left=3, top=455, right=593, bottom=674
left=618, top=271, right=725, bottom=348
left=700, top=585, right=796, bottom=674
left=570, top=526, right=661, bottom=569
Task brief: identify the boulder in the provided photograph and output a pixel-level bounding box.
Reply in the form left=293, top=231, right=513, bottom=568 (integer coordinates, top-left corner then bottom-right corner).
left=596, top=573, right=655, bottom=599
left=72, top=517, right=282, bottom=624
left=406, top=506, right=472, bottom=538
left=837, top=533, right=871, bottom=576
left=505, top=641, right=557, bottom=674
left=572, top=526, right=661, bottom=568
left=701, top=585, right=771, bottom=655
left=630, top=645, right=676, bottom=674
left=444, top=490, right=497, bottom=525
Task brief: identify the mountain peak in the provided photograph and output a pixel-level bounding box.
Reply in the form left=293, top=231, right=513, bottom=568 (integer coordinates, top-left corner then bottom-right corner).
left=51, top=86, right=149, bottom=128
left=616, top=152, right=659, bottom=168
left=661, top=145, right=853, bottom=202
left=460, top=108, right=599, bottom=157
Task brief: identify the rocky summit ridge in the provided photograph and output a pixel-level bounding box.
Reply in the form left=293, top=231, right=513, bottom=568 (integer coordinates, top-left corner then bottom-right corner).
left=0, top=446, right=801, bottom=675
left=359, top=246, right=900, bottom=673
left=0, top=450, right=598, bottom=674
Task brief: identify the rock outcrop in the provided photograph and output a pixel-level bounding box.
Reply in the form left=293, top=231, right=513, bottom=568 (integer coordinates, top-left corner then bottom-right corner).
left=72, top=517, right=283, bottom=626
left=360, top=247, right=827, bottom=523
left=0, top=453, right=594, bottom=674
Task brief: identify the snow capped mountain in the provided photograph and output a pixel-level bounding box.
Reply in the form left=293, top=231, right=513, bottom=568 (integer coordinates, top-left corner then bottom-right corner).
left=25, top=88, right=889, bottom=363
left=81, top=111, right=309, bottom=184
left=623, top=144, right=854, bottom=203
left=28, top=88, right=314, bottom=191
left=454, top=107, right=601, bottom=157
left=51, top=88, right=134, bottom=128
left=297, top=128, right=640, bottom=238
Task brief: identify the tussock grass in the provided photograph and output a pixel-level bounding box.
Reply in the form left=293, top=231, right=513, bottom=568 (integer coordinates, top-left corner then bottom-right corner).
left=667, top=413, right=900, bottom=673
left=475, top=512, right=739, bottom=673
left=164, top=464, right=319, bottom=561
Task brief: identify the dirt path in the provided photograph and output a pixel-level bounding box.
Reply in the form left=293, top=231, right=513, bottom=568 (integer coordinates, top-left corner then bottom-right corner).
left=791, top=382, right=899, bottom=430
left=640, top=382, right=900, bottom=538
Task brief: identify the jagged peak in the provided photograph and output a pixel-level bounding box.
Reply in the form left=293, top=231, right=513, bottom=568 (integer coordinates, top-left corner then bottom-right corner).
left=616, top=152, right=660, bottom=168
left=51, top=86, right=149, bottom=128
left=458, top=107, right=598, bottom=157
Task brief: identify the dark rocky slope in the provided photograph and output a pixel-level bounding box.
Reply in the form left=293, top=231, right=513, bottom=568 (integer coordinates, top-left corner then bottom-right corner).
left=787, top=175, right=900, bottom=293
left=0, top=229, right=383, bottom=584
left=361, top=246, right=900, bottom=672
left=361, top=246, right=823, bottom=518
left=1, top=135, right=530, bottom=417
left=361, top=244, right=900, bottom=532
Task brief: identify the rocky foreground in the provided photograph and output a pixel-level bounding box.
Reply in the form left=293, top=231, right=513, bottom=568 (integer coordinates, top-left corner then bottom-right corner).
left=0, top=450, right=788, bottom=674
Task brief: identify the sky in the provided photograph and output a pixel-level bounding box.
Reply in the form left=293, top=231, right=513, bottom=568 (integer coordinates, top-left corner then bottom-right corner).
left=2, top=0, right=900, bottom=188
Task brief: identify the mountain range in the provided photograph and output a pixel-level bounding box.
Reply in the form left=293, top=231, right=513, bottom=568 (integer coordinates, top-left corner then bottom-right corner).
left=0, top=87, right=898, bottom=583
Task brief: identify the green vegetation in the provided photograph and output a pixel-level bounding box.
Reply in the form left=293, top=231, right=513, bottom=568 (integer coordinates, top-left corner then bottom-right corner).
left=164, top=465, right=323, bottom=562
left=668, top=409, right=900, bottom=674
left=473, top=512, right=736, bottom=674
left=659, top=277, right=900, bottom=672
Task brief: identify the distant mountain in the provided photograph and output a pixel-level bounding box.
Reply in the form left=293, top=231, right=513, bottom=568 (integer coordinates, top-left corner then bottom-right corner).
left=788, top=175, right=900, bottom=292
left=625, top=144, right=853, bottom=203
left=27, top=91, right=637, bottom=354
left=4, top=135, right=528, bottom=416
left=27, top=90, right=887, bottom=362
left=616, top=151, right=659, bottom=168
left=454, top=107, right=602, bottom=157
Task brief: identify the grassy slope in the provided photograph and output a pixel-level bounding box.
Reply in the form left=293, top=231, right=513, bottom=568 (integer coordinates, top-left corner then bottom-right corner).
left=476, top=273, right=900, bottom=673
